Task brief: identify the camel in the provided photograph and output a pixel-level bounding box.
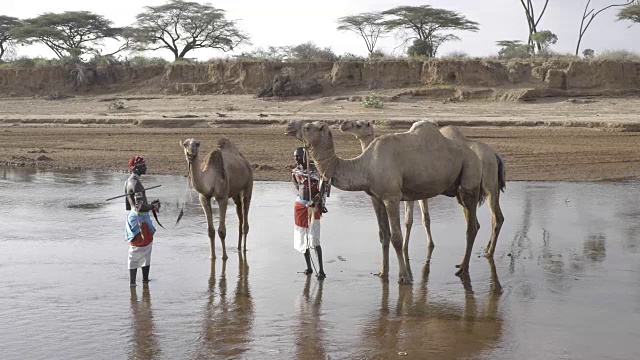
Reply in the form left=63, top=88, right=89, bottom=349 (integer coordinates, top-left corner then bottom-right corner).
left=286, top=120, right=484, bottom=284
left=181, top=138, right=253, bottom=260
left=340, top=120, right=506, bottom=257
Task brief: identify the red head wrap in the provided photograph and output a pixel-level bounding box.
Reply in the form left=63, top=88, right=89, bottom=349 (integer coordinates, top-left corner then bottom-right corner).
left=128, top=155, right=146, bottom=169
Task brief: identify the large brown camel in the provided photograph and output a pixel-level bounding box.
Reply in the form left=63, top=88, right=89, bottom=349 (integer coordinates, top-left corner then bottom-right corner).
left=340, top=120, right=506, bottom=257
left=286, top=120, right=484, bottom=284
left=181, top=138, right=253, bottom=260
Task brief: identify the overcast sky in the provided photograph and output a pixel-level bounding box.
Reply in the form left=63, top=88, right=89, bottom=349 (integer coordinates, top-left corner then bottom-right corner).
left=4, top=0, right=638, bottom=59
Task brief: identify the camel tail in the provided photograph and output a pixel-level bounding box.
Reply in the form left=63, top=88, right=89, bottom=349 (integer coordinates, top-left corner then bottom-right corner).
left=496, top=153, right=506, bottom=193
left=478, top=177, right=486, bottom=207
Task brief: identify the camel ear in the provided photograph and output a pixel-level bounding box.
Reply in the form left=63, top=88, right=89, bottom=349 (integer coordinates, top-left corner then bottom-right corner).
left=181, top=140, right=187, bottom=148
left=319, top=124, right=326, bottom=131
left=366, top=121, right=371, bottom=127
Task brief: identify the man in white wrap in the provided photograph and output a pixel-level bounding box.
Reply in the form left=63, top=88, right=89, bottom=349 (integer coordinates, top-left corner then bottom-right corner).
left=291, top=147, right=329, bottom=280
left=125, top=155, right=161, bottom=287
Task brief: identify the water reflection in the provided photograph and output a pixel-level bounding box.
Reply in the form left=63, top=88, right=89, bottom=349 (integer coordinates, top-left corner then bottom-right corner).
left=294, top=276, right=326, bottom=359
left=195, top=253, right=254, bottom=359
left=359, top=259, right=503, bottom=359
left=128, top=285, right=161, bottom=360
left=584, top=233, right=606, bottom=263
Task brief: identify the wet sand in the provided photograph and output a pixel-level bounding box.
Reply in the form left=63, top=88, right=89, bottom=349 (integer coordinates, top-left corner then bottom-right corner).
left=1, top=94, right=640, bottom=182
left=2, top=168, right=640, bottom=359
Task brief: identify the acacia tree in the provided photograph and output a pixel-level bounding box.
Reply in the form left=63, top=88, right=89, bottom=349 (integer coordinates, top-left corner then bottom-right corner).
left=381, top=5, right=479, bottom=58
left=575, top=0, right=635, bottom=56
left=132, top=0, right=248, bottom=60
left=11, top=11, right=123, bottom=59
left=0, top=15, right=20, bottom=60
left=518, top=0, right=550, bottom=52
left=617, top=0, right=640, bottom=23
left=337, top=13, right=386, bottom=56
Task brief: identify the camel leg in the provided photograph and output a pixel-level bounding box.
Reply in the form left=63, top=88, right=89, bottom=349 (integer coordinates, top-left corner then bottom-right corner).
left=485, top=192, right=504, bottom=258
left=370, top=196, right=388, bottom=245
left=403, top=201, right=414, bottom=257
left=371, top=196, right=391, bottom=278
left=383, top=198, right=412, bottom=284
left=216, top=197, right=229, bottom=260
left=233, top=194, right=243, bottom=251
left=199, top=194, right=216, bottom=259
left=455, top=192, right=480, bottom=276
left=417, top=199, right=434, bottom=263
left=241, top=189, right=251, bottom=252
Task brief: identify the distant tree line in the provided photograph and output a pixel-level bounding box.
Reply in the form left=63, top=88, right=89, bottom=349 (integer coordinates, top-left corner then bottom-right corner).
left=0, top=0, right=639, bottom=63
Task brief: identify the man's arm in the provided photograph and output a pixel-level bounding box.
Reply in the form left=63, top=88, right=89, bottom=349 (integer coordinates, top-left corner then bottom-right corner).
left=126, top=178, right=155, bottom=212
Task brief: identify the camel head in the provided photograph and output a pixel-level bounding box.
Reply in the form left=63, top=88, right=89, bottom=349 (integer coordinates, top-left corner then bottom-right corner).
left=301, top=121, right=334, bottom=151
left=181, top=138, right=200, bottom=163
left=285, top=120, right=304, bottom=141
left=340, top=120, right=374, bottom=139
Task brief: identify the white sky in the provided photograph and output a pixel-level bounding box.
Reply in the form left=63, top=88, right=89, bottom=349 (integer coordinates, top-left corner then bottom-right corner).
left=3, top=0, right=639, bottom=59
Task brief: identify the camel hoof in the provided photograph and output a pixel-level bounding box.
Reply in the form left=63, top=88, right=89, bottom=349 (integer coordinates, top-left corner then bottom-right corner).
left=222, top=255, right=228, bottom=261
left=455, top=266, right=469, bottom=277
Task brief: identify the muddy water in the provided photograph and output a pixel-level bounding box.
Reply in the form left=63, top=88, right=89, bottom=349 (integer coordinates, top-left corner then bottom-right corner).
left=1, top=168, right=640, bottom=360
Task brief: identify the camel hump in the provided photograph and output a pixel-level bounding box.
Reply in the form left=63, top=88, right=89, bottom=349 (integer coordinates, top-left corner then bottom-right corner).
left=217, top=137, right=240, bottom=153
left=439, top=126, right=468, bottom=141
left=207, top=149, right=226, bottom=180
left=409, top=119, right=438, bottom=132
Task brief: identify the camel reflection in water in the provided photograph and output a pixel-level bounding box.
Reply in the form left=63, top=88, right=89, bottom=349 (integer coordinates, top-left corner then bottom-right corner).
left=194, top=253, right=254, bottom=359
left=128, top=285, right=161, bottom=360
left=358, top=259, right=503, bottom=359
left=294, top=276, right=326, bottom=360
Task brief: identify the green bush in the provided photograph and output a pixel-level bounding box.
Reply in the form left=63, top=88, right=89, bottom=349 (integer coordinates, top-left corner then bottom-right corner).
left=363, top=93, right=384, bottom=109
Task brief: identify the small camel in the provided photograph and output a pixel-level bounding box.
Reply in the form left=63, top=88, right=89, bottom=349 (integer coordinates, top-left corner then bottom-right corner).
left=181, top=138, right=253, bottom=260
left=340, top=120, right=506, bottom=257
left=286, top=120, right=484, bottom=283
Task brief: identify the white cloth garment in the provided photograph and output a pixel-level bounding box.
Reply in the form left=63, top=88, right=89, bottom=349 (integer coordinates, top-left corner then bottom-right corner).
left=128, top=244, right=152, bottom=269
left=294, top=221, right=321, bottom=253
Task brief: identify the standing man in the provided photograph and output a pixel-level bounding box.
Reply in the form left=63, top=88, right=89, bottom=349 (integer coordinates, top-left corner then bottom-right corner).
left=292, top=147, right=329, bottom=280
left=125, top=155, right=161, bottom=287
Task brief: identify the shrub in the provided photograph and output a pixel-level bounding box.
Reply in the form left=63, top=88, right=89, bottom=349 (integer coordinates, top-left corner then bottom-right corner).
left=108, top=100, right=125, bottom=110
left=363, top=93, right=384, bottom=109
left=594, top=49, right=640, bottom=61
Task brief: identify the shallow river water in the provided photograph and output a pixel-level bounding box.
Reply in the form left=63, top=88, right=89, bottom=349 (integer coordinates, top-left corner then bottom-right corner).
left=1, top=168, right=640, bottom=360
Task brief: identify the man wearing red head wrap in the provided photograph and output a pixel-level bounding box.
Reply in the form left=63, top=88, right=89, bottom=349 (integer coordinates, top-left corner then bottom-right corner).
left=124, top=155, right=161, bottom=287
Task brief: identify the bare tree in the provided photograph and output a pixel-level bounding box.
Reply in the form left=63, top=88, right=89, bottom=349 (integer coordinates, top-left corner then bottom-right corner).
left=575, top=0, right=634, bottom=56
left=518, top=0, right=550, bottom=52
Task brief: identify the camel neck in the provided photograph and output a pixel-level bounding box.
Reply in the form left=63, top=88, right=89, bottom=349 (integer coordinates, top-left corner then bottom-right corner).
left=358, top=135, right=374, bottom=151
left=309, top=143, right=368, bottom=192
left=189, top=153, right=211, bottom=195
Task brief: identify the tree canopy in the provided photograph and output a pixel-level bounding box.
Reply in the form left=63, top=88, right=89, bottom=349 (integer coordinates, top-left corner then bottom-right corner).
left=0, top=15, right=20, bottom=60
left=337, top=13, right=386, bottom=56
left=131, top=0, right=248, bottom=59
left=381, top=5, right=479, bottom=57
left=11, top=11, right=122, bottom=59
left=617, top=2, right=640, bottom=23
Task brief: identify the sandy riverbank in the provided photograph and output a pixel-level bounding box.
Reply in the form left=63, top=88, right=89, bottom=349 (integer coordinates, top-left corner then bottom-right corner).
left=0, top=94, right=639, bottom=182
